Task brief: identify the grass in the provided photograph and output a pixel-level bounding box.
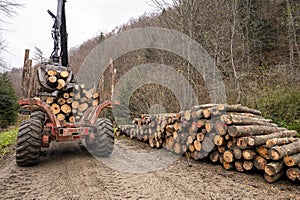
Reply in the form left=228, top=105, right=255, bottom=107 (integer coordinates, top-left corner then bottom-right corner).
left=0, top=128, right=18, bottom=156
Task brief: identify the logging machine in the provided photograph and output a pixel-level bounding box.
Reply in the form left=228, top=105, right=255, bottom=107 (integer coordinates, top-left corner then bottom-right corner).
left=16, top=0, right=115, bottom=166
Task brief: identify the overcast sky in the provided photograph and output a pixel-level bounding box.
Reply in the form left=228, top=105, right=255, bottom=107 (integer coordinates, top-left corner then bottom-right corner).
left=2, top=0, right=155, bottom=69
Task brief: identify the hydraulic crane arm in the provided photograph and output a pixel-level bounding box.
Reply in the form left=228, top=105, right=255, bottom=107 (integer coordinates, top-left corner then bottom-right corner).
left=48, top=0, right=68, bottom=67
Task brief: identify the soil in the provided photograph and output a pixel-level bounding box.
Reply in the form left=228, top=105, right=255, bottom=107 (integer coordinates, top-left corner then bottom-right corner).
left=0, top=138, right=299, bottom=200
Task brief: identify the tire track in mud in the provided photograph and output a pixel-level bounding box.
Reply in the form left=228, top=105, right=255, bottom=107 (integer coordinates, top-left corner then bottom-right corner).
left=0, top=138, right=299, bottom=200
left=0, top=162, right=35, bottom=200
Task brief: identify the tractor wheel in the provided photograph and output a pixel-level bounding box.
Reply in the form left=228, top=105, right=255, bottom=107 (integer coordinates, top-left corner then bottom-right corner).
left=16, top=115, right=43, bottom=166
left=87, top=118, right=115, bottom=157
left=30, top=111, right=46, bottom=123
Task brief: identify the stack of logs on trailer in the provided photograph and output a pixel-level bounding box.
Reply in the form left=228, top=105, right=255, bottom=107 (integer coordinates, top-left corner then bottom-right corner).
left=42, top=69, right=99, bottom=124
left=118, top=104, right=300, bottom=183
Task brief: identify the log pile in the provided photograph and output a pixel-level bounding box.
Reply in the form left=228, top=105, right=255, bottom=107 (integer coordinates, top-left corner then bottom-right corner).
left=42, top=68, right=99, bottom=123
left=118, top=103, right=300, bottom=183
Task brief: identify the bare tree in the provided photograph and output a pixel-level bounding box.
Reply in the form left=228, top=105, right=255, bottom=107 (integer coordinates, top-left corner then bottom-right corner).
left=0, top=0, right=22, bottom=70
left=33, top=46, right=45, bottom=63
left=0, top=0, right=21, bottom=20
left=285, top=0, right=300, bottom=65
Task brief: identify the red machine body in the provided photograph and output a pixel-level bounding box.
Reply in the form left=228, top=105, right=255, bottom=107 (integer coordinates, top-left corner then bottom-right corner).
left=18, top=99, right=113, bottom=147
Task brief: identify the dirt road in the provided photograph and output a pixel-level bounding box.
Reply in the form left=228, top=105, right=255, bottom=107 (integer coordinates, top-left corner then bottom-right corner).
left=0, top=138, right=299, bottom=200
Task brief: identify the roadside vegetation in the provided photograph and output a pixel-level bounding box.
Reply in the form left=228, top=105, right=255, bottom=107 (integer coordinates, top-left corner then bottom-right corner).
left=0, top=127, right=18, bottom=157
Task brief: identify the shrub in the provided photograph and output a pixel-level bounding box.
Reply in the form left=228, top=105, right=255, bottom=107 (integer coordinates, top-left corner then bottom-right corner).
left=255, top=86, right=300, bottom=134
left=0, top=73, right=19, bottom=128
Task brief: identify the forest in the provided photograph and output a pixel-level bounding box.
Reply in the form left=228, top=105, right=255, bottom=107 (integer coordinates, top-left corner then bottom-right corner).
left=1, top=0, right=300, bottom=131
left=67, top=0, right=300, bottom=131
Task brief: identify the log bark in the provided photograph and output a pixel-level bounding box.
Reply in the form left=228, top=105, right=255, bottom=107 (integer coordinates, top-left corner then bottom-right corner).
left=266, top=137, right=299, bottom=148
left=69, top=116, right=75, bottom=123
left=247, top=131, right=298, bottom=147
left=57, top=113, right=65, bottom=121
left=269, top=141, right=300, bottom=160
left=220, top=114, right=275, bottom=126
left=183, top=110, right=191, bottom=121
left=193, top=140, right=202, bottom=151
left=223, top=150, right=234, bottom=163
left=202, top=133, right=216, bottom=153
left=264, top=171, right=284, bottom=183
left=60, top=70, right=69, bottom=78
left=254, top=156, right=268, bottom=170
left=284, top=153, right=300, bottom=167
left=196, top=133, right=205, bottom=142
left=233, top=147, right=243, bottom=160
left=63, top=93, right=70, bottom=99
left=209, top=151, right=220, bottom=163
left=47, top=70, right=57, bottom=76
left=265, top=162, right=283, bottom=176
left=61, top=104, right=72, bottom=114
left=217, top=104, right=261, bottom=115
left=243, top=161, right=254, bottom=171
left=242, top=149, right=256, bottom=160
left=228, top=125, right=286, bottom=138
left=72, top=101, right=80, bottom=109
left=191, top=109, right=203, bottom=120
left=46, top=97, right=54, bottom=104
left=192, top=104, right=218, bottom=110
left=47, top=76, right=57, bottom=84
left=191, top=150, right=209, bottom=160
left=188, top=144, right=195, bottom=153
left=235, top=161, right=245, bottom=172
left=51, top=103, right=60, bottom=115
left=205, top=122, right=213, bottom=133
left=286, top=168, right=300, bottom=181
left=66, top=98, right=73, bottom=104
left=217, top=146, right=226, bottom=154
left=256, top=146, right=270, bottom=160
left=78, top=103, right=89, bottom=112
left=56, top=79, right=66, bottom=90
left=223, top=162, right=233, bottom=170
left=237, top=137, right=248, bottom=149
left=203, top=108, right=214, bottom=118
left=226, top=140, right=236, bottom=150
left=57, top=98, right=66, bottom=105
left=215, top=121, right=228, bottom=136
left=214, top=135, right=225, bottom=146
left=174, top=143, right=181, bottom=154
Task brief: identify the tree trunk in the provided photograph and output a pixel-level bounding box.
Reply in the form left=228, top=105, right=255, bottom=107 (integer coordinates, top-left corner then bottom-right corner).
left=286, top=168, right=300, bottom=181
left=235, top=161, right=245, bottom=172
left=217, top=104, right=261, bottom=115
left=269, top=141, right=300, bottom=160
left=223, top=150, right=234, bottom=163
left=247, top=131, right=298, bottom=147
left=242, top=149, right=256, bottom=160
left=256, top=146, right=270, bottom=160
left=215, top=121, right=228, bottom=136
left=228, top=125, right=286, bottom=137
left=265, top=162, right=283, bottom=176
left=254, top=156, right=268, bottom=170
left=221, top=114, right=274, bottom=126
left=209, top=151, right=220, bottom=163
left=243, top=161, right=254, bottom=171
left=264, top=171, right=284, bottom=183
left=284, top=153, right=300, bottom=167
left=266, top=137, right=299, bottom=148
left=237, top=137, right=248, bottom=149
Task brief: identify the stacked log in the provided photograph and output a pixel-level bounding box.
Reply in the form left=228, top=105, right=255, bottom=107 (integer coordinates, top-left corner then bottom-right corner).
left=41, top=68, right=99, bottom=124
left=118, top=103, right=300, bottom=183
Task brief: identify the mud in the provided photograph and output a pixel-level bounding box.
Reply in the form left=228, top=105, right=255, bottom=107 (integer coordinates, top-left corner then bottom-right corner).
left=0, top=138, right=299, bottom=200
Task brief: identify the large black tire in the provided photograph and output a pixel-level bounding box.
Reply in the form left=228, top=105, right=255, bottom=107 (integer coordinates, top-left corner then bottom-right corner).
left=87, top=118, right=115, bottom=157
left=30, top=111, right=46, bottom=123
left=16, top=112, right=44, bottom=166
